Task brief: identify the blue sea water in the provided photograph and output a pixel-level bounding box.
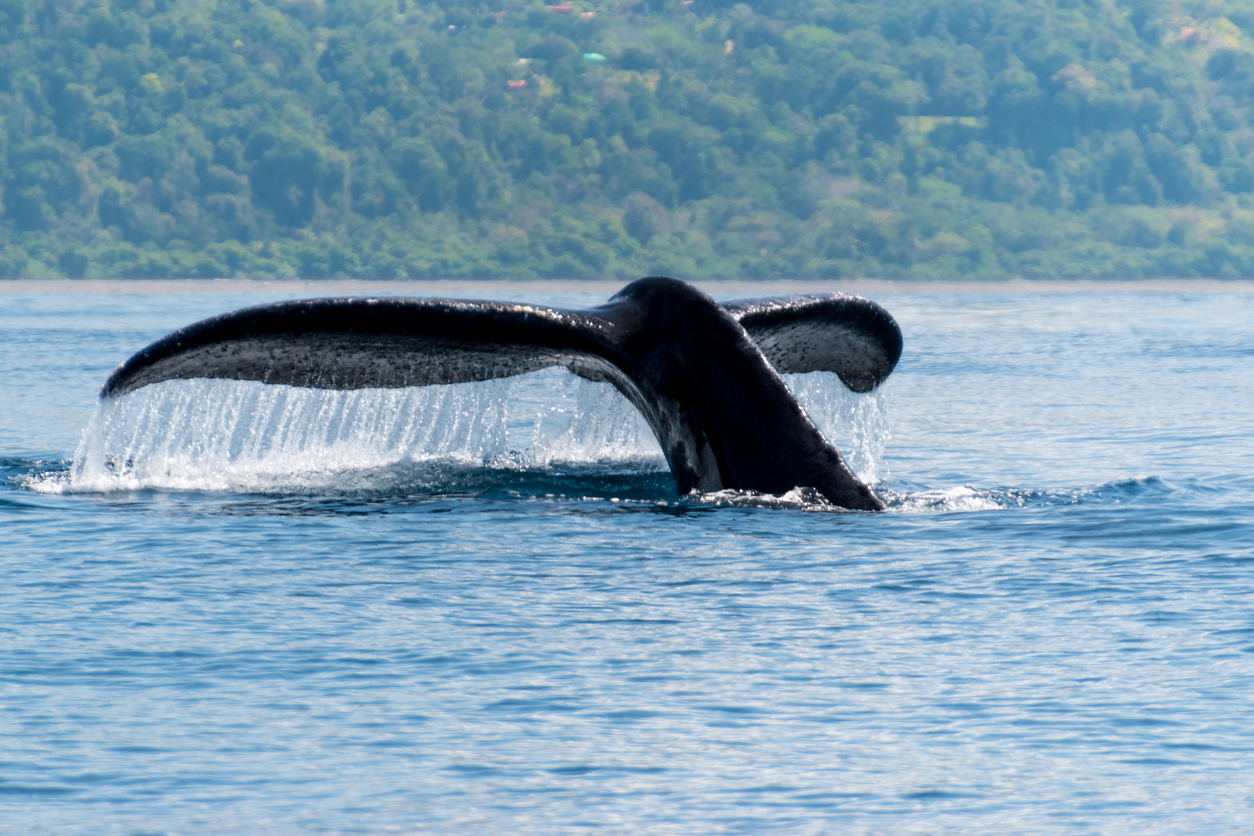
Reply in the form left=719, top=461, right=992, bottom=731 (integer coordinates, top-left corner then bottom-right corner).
left=1, top=282, right=1252, bottom=834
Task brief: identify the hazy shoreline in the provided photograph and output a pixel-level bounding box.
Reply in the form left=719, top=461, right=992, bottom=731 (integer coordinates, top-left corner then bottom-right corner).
left=4, top=278, right=1254, bottom=295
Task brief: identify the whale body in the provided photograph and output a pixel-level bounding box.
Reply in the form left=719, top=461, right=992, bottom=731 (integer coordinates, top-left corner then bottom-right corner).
left=101, top=277, right=902, bottom=510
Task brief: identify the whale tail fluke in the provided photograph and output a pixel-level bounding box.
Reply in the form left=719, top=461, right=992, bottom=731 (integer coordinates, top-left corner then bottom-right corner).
left=100, top=278, right=901, bottom=509
left=102, top=285, right=901, bottom=400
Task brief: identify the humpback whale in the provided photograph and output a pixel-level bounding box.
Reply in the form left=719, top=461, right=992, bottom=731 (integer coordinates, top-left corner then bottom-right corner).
left=101, top=277, right=902, bottom=510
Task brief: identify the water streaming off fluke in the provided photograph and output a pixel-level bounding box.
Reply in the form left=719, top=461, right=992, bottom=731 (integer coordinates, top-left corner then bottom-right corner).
left=65, top=369, right=887, bottom=495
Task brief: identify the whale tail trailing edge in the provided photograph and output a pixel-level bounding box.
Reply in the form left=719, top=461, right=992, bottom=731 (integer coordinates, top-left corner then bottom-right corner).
left=100, top=278, right=901, bottom=509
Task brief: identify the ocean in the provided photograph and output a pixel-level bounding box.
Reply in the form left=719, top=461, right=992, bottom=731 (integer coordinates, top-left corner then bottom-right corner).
left=2, top=280, right=1252, bottom=834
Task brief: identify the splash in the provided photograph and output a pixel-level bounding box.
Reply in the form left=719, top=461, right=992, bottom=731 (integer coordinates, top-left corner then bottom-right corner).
left=521, top=369, right=660, bottom=467
left=51, top=369, right=888, bottom=495
left=784, top=371, right=891, bottom=484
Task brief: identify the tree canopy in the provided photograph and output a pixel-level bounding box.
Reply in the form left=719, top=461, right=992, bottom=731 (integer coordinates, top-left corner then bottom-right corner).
left=3, top=0, right=1254, bottom=279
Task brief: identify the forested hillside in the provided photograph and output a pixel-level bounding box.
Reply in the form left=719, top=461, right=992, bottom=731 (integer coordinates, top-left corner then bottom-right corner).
left=3, top=0, right=1254, bottom=279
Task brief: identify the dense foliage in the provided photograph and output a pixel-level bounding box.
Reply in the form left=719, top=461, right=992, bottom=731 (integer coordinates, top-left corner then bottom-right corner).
left=4, top=0, right=1254, bottom=279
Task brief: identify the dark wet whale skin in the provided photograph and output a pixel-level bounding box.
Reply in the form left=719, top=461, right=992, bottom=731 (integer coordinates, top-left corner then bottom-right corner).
left=102, top=277, right=901, bottom=510
left=594, top=279, right=886, bottom=510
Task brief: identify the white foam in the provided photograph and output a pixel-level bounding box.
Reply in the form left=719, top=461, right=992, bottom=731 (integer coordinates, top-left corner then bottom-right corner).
left=695, top=485, right=835, bottom=510
left=889, top=485, right=1011, bottom=514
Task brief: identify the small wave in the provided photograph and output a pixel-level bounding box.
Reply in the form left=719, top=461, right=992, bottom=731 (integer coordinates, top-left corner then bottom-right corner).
left=1072, top=475, right=1179, bottom=502
left=880, top=476, right=1209, bottom=515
